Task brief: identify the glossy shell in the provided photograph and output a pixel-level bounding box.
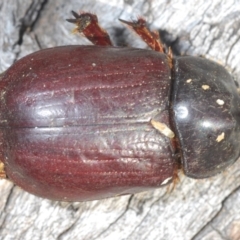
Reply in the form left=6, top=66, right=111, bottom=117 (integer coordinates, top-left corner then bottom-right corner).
left=172, top=56, right=240, bottom=178
left=1, top=45, right=240, bottom=201
left=0, top=46, right=175, bottom=201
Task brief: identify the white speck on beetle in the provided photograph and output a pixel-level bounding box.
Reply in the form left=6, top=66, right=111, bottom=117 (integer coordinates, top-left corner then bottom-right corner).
left=216, top=132, right=225, bottom=142
left=161, top=177, right=172, bottom=185
left=202, top=85, right=210, bottom=90
left=186, top=79, right=192, bottom=83
left=92, top=63, right=96, bottom=67
left=175, top=105, right=188, bottom=119
left=68, top=64, right=71, bottom=67
left=151, top=119, right=175, bottom=138
left=216, top=99, right=224, bottom=105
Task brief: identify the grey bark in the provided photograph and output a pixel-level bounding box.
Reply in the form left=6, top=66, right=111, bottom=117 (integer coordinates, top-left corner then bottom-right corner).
left=0, top=0, right=240, bottom=239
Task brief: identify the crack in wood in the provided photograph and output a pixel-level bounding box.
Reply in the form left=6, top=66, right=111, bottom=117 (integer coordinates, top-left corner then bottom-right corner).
left=93, top=195, right=134, bottom=240
left=0, top=185, right=15, bottom=233
left=192, top=185, right=240, bottom=240
left=14, top=0, right=49, bottom=46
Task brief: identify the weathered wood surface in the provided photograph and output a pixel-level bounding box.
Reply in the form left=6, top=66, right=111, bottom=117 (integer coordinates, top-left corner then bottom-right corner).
left=0, top=0, right=240, bottom=239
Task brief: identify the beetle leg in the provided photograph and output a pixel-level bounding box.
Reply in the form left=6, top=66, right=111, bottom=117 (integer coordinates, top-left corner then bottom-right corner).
left=66, top=11, right=113, bottom=46
left=0, top=161, right=6, bottom=179
left=167, top=47, right=173, bottom=69
left=167, top=163, right=180, bottom=192
left=119, top=17, right=165, bottom=53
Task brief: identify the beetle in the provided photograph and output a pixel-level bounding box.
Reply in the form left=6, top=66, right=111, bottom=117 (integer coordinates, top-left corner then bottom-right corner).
left=0, top=11, right=239, bottom=201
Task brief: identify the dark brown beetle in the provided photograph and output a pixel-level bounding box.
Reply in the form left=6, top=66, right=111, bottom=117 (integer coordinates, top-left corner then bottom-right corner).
left=0, top=11, right=239, bottom=201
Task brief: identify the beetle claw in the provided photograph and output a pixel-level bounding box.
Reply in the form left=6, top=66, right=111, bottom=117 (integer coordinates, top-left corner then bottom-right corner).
left=71, top=10, right=80, bottom=19
left=66, top=11, right=81, bottom=24
left=119, top=18, right=134, bottom=26
left=119, top=17, right=165, bottom=53
left=66, top=18, right=77, bottom=24
left=119, top=18, right=146, bottom=28
left=66, top=11, right=113, bottom=46
left=119, top=18, right=145, bottom=29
